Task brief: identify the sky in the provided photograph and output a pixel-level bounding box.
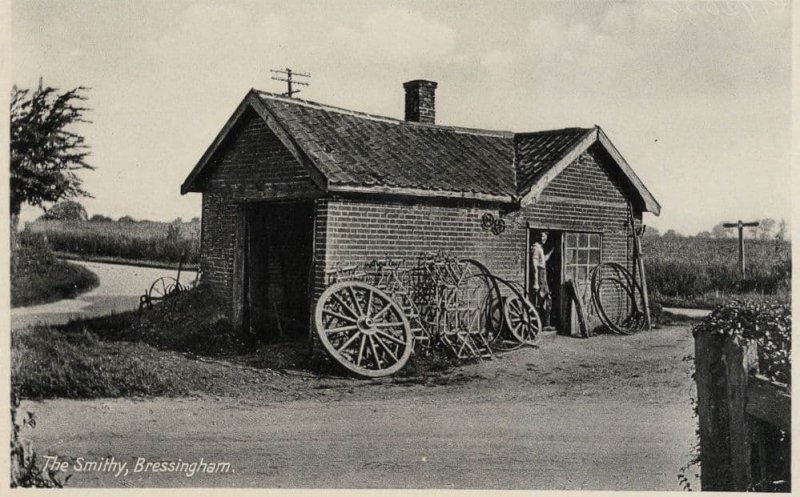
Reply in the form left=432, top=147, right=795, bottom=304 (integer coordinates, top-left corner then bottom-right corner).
left=9, top=0, right=793, bottom=235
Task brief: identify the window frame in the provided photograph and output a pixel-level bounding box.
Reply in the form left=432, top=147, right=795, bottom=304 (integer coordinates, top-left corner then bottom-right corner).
left=562, top=231, right=603, bottom=285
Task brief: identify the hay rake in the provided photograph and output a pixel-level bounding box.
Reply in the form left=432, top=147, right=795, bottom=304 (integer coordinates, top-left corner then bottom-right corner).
left=315, top=252, right=542, bottom=377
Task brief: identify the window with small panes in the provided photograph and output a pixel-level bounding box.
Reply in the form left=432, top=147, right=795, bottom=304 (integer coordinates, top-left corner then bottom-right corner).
left=564, top=232, right=601, bottom=284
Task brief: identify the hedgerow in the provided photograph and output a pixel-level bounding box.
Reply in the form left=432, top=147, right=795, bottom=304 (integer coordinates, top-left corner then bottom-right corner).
left=692, top=299, right=791, bottom=385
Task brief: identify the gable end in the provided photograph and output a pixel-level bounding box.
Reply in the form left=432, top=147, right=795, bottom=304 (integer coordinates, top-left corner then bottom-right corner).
left=196, top=108, right=322, bottom=200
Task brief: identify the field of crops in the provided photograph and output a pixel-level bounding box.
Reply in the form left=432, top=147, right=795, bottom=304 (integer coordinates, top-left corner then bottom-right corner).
left=24, top=219, right=200, bottom=265
left=642, top=236, right=791, bottom=307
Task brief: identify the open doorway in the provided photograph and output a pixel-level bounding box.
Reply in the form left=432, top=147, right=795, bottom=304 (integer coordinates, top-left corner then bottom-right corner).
left=528, top=228, right=563, bottom=330
left=245, top=201, right=315, bottom=342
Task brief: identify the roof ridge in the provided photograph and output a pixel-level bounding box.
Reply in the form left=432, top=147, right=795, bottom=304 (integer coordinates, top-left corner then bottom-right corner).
left=514, top=126, right=595, bottom=138
left=253, top=89, right=514, bottom=138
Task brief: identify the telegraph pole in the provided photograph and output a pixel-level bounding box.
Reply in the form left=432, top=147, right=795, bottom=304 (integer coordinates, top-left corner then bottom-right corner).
left=722, top=220, right=759, bottom=279
left=270, top=67, right=310, bottom=98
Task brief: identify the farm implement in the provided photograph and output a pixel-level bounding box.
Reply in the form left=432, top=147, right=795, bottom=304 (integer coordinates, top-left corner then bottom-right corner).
left=138, top=253, right=199, bottom=310
left=314, top=252, right=541, bottom=378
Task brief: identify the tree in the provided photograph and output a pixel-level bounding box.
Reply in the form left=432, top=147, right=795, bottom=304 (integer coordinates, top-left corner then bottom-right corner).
left=89, top=214, right=113, bottom=222
left=696, top=230, right=712, bottom=238
left=39, top=200, right=88, bottom=222
left=756, top=217, right=776, bottom=240
left=663, top=229, right=682, bottom=239
left=118, top=215, right=136, bottom=223
left=776, top=218, right=788, bottom=241
left=10, top=83, right=93, bottom=246
left=642, top=226, right=660, bottom=238
left=711, top=222, right=730, bottom=239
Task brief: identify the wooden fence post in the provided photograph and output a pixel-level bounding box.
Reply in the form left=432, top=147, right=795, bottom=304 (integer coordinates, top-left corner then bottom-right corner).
left=724, top=338, right=759, bottom=491
left=695, top=332, right=760, bottom=491
left=695, top=332, right=729, bottom=490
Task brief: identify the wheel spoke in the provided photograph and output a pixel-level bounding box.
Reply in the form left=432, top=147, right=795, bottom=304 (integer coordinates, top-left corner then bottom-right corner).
left=336, top=331, right=360, bottom=353
left=372, top=302, right=392, bottom=320
left=326, top=324, right=358, bottom=334
left=333, top=292, right=359, bottom=319
left=368, top=336, right=382, bottom=368
left=375, top=336, right=399, bottom=362
left=356, top=334, right=367, bottom=366
left=375, top=322, right=404, bottom=328
left=376, top=330, right=406, bottom=346
left=323, top=309, right=357, bottom=323
left=365, top=289, right=373, bottom=315
left=348, top=285, right=363, bottom=317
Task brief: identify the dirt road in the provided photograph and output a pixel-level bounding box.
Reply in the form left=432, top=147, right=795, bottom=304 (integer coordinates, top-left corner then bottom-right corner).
left=20, top=325, right=699, bottom=490
left=11, top=261, right=197, bottom=329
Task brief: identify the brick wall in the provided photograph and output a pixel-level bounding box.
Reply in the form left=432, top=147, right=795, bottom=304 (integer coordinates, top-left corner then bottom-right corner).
left=317, top=146, right=639, bottom=333
left=200, top=129, right=643, bottom=334
left=200, top=109, right=321, bottom=200
left=320, top=146, right=635, bottom=282
left=200, top=192, right=237, bottom=304
left=199, top=108, right=322, bottom=309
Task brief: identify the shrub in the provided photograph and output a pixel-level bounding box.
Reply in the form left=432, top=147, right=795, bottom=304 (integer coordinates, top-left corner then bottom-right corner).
left=10, top=391, right=69, bottom=487
left=692, top=300, right=791, bottom=385
left=39, top=200, right=88, bottom=222
left=10, top=231, right=99, bottom=307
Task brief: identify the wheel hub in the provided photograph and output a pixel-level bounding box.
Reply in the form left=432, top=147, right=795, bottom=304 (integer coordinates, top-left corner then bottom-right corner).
left=357, top=316, right=377, bottom=335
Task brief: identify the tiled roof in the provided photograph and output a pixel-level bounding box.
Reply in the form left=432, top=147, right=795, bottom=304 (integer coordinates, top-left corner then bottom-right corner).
left=182, top=89, right=659, bottom=213
left=514, top=128, right=594, bottom=195
left=257, top=91, right=516, bottom=198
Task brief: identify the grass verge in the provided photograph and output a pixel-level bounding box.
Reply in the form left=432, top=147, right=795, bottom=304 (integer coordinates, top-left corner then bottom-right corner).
left=12, top=328, right=189, bottom=399
left=11, top=286, right=272, bottom=399
left=652, top=288, right=791, bottom=310
left=11, top=258, right=99, bottom=308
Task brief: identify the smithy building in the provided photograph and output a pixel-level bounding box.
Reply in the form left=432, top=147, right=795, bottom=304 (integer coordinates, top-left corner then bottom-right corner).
left=181, top=80, right=660, bottom=340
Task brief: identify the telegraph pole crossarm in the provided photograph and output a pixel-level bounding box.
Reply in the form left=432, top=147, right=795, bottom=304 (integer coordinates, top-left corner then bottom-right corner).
left=270, top=67, right=311, bottom=98
left=722, top=220, right=759, bottom=279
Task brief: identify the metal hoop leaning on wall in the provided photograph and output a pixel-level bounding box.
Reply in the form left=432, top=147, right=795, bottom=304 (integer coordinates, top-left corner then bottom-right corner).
left=589, top=262, right=647, bottom=335
left=460, top=259, right=541, bottom=346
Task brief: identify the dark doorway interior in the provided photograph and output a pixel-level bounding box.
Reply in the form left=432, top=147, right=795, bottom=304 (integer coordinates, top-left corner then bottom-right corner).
left=528, top=229, right=563, bottom=330
left=246, top=201, right=314, bottom=341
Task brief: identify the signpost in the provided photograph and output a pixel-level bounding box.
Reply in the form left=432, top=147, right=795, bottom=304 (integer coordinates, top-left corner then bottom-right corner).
left=722, top=220, right=759, bottom=279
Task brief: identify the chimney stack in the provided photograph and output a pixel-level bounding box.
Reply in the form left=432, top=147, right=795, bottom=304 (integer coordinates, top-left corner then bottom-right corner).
left=403, top=80, right=438, bottom=124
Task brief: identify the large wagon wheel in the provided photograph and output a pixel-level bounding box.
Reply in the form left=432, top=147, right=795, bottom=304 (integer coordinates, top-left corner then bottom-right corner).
left=315, top=281, right=413, bottom=377
left=141, top=277, right=184, bottom=309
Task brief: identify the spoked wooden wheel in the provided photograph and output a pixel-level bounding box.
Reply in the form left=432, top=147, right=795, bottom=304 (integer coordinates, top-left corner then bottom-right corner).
left=142, top=277, right=184, bottom=309
left=484, top=291, right=524, bottom=352
left=315, top=281, right=413, bottom=377
left=503, top=292, right=542, bottom=345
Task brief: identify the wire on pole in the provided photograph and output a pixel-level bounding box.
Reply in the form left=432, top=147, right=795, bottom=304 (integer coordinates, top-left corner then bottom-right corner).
left=270, top=67, right=311, bottom=98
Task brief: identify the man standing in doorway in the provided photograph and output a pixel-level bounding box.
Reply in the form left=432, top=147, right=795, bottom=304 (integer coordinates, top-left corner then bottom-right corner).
left=532, top=231, right=554, bottom=329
